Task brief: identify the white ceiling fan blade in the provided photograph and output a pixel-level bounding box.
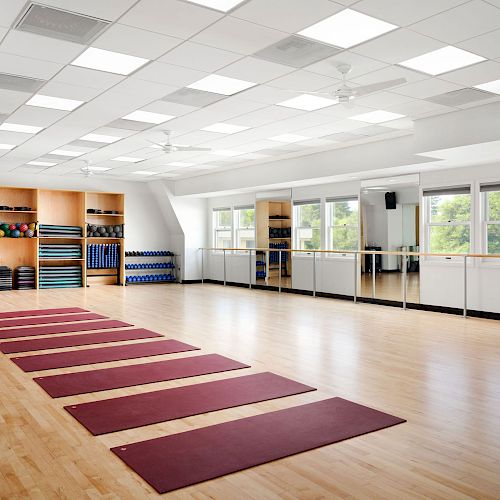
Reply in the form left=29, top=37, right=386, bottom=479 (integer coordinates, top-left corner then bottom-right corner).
left=175, top=146, right=211, bottom=152
left=291, top=90, right=333, bottom=95
left=354, top=78, right=407, bottom=97
left=147, top=139, right=167, bottom=148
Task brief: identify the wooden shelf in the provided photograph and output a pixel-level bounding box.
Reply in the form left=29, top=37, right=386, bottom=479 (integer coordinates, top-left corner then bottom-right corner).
left=39, top=258, right=85, bottom=261
left=0, top=210, right=37, bottom=214
left=268, top=218, right=290, bottom=221
left=39, top=236, right=85, bottom=240
left=269, top=237, right=291, bottom=239
left=87, top=237, right=124, bottom=241
left=86, top=213, right=124, bottom=217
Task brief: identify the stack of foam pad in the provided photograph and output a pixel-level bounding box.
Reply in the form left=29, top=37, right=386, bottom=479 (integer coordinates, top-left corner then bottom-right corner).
left=0, top=266, right=12, bottom=291
left=14, top=266, right=35, bottom=290
left=39, top=244, right=82, bottom=259
left=39, top=266, right=82, bottom=289
left=87, top=244, right=120, bottom=269
left=39, top=224, right=82, bottom=237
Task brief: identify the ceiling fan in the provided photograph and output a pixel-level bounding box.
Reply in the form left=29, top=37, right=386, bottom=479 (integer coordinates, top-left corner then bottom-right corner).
left=80, top=160, right=94, bottom=177
left=302, top=64, right=407, bottom=105
left=148, top=130, right=212, bottom=153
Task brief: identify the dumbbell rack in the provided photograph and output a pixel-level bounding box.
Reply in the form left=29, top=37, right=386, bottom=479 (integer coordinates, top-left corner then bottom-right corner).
left=124, top=251, right=177, bottom=285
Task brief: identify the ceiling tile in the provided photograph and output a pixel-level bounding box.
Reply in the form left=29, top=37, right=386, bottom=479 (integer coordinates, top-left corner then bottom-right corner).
left=158, top=41, right=242, bottom=72
left=132, top=62, right=207, bottom=87
left=50, top=66, right=124, bottom=90
left=37, top=81, right=102, bottom=101
left=217, top=57, right=295, bottom=83
left=0, top=0, right=25, bottom=28
left=106, top=118, right=152, bottom=131
left=352, top=29, right=445, bottom=64
left=162, top=88, right=227, bottom=107
left=393, top=78, right=463, bottom=99
left=191, top=16, right=288, bottom=55
left=0, top=52, right=62, bottom=80
left=268, top=69, right=339, bottom=91
left=458, top=29, right=500, bottom=60
left=410, top=0, right=500, bottom=44
left=142, top=100, right=199, bottom=117
left=354, top=90, right=415, bottom=108
left=120, top=0, right=222, bottom=38
left=0, top=130, right=32, bottom=145
left=387, top=99, right=454, bottom=118
left=232, top=0, right=342, bottom=32
left=8, top=105, right=67, bottom=126
left=232, top=105, right=304, bottom=127
left=93, top=23, right=182, bottom=60
left=111, top=78, right=177, bottom=100
left=352, top=65, right=428, bottom=87
left=237, top=84, right=298, bottom=104
left=0, top=31, right=84, bottom=64
left=34, top=0, right=138, bottom=21
left=0, top=89, right=30, bottom=113
left=353, top=0, right=469, bottom=26
left=426, top=88, right=495, bottom=106
left=305, top=50, right=387, bottom=80
left=440, top=60, right=500, bottom=86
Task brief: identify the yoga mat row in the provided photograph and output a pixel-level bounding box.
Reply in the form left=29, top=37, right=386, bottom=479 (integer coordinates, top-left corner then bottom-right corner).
left=0, top=306, right=405, bottom=494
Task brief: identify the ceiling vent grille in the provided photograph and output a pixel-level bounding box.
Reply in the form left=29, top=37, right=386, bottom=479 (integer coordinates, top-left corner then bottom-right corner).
left=0, top=72, right=45, bottom=93
left=162, top=88, right=226, bottom=107
left=426, top=88, right=494, bottom=106
left=15, top=3, right=110, bottom=44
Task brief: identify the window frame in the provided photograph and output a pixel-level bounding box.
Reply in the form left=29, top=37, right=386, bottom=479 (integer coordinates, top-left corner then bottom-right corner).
left=423, top=186, right=472, bottom=259
left=234, top=205, right=256, bottom=250
left=293, top=199, right=321, bottom=254
left=212, top=207, right=232, bottom=250
left=481, top=183, right=500, bottom=257
left=325, top=196, right=359, bottom=256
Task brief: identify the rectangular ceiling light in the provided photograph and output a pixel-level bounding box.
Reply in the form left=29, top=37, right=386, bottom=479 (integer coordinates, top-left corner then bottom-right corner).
left=87, top=166, right=110, bottom=172
left=269, top=133, right=310, bottom=143
left=27, top=161, right=56, bottom=166
left=49, top=149, right=84, bottom=156
left=399, top=46, right=485, bottom=76
left=0, top=144, right=15, bottom=150
left=350, top=110, right=405, bottom=123
left=0, top=122, right=43, bottom=134
left=202, top=123, right=250, bottom=134
left=474, top=79, right=500, bottom=95
left=211, top=150, right=245, bottom=156
left=122, top=110, right=175, bottom=124
left=71, top=47, right=149, bottom=75
left=26, top=94, right=84, bottom=111
left=132, top=170, right=156, bottom=175
left=298, top=9, right=397, bottom=49
left=186, top=0, right=246, bottom=12
left=80, top=133, right=120, bottom=143
left=168, top=162, right=194, bottom=167
left=112, top=156, right=144, bottom=163
left=187, top=75, right=257, bottom=96
left=278, top=94, right=337, bottom=111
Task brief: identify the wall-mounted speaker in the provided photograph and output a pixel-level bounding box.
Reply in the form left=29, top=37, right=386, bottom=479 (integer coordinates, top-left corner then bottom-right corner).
left=385, top=192, right=397, bottom=210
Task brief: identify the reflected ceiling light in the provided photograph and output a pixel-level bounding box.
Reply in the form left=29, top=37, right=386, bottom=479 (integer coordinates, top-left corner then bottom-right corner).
left=71, top=47, right=149, bottom=75
left=187, top=74, right=256, bottom=95
left=26, top=94, right=84, bottom=111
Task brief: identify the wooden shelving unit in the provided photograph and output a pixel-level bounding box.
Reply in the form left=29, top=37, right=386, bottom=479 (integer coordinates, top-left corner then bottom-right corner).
left=0, top=186, right=125, bottom=290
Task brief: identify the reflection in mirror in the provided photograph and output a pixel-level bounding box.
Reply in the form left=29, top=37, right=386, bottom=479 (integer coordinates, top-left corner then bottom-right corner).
left=360, top=178, right=420, bottom=303
left=255, top=190, right=292, bottom=289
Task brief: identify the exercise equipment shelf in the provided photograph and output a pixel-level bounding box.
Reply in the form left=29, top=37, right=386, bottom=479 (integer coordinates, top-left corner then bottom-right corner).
left=124, top=250, right=176, bottom=285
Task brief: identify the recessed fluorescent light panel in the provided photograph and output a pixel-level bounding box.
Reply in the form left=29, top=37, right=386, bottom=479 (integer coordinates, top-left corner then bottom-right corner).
left=71, top=47, right=149, bottom=75
left=87, top=166, right=110, bottom=172
left=269, top=134, right=310, bottom=143
left=350, top=110, right=405, bottom=123
left=278, top=94, right=337, bottom=111
left=0, top=123, right=43, bottom=134
left=26, top=94, right=84, bottom=111
left=80, top=133, right=120, bottom=143
left=27, top=161, right=56, bottom=166
left=186, top=0, right=246, bottom=12
left=122, top=110, right=175, bottom=124
left=50, top=149, right=84, bottom=157
left=298, top=9, right=397, bottom=49
left=0, top=144, right=15, bottom=150
left=187, top=75, right=257, bottom=96
left=132, top=170, right=156, bottom=175
left=168, top=162, right=194, bottom=167
left=474, top=79, right=500, bottom=95
left=202, top=123, right=250, bottom=134
left=112, top=156, right=144, bottom=163
left=399, top=46, right=485, bottom=76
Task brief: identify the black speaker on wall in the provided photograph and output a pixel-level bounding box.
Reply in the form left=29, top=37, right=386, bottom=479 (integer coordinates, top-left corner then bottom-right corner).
left=385, top=191, right=397, bottom=209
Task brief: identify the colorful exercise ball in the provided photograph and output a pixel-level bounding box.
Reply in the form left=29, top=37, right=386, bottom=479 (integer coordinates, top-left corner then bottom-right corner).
left=0, top=230, right=4, bottom=237
left=0, top=223, right=8, bottom=231
left=25, top=229, right=34, bottom=238
left=19, top=223, right=28, bottom=232
left=4, top=229, right=10, bottom=237
left=19, top=232, right=24, bottom=238
left=28, top=223, right=36, bottom=231
left=15, top=223, right=21, bottom=229
left=8, top=224, right=16, bottom=231
left=11, top=229, right=20, bottom=238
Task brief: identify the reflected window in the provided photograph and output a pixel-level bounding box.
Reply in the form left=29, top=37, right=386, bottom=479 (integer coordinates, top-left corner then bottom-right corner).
left=293, top=200, right=320, bottom=250
left=235, top=205, right=255, bottom=249
left=326, top=197, right=359, bottom=251
left=481, top=184, right=500, bottom=254
left=213, top=208, right=232, bottom=249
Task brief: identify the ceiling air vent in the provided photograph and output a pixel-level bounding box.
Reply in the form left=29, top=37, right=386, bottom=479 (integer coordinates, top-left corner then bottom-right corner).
left=162, top=88, right=226, bottom=107
left=15, top=3, right=110, bottom=44
left=254, top=35, right=341, bottom=68
left=0, top=72, right=45, bottom=93
left=426, top=88, right=495, bottom=107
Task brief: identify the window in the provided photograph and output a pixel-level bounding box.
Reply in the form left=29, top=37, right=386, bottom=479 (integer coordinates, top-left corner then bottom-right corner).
left=293, top=200, right=320, bottom=250
left=326, top=197, right=359, bottom=251
left=481, top=183, right=500, bottom=254
left=235, top=205, right=255, bottom=249
left=424, top=187, right=471, bottom=254
left=213, top=208, right=232, bottom=248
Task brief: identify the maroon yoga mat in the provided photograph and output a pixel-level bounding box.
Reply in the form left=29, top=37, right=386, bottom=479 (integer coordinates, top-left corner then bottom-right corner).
left=0, top=328, right=162, bottom=354
left=12, top=339, right=199, bottom=372
left=0, top=313, right=106, bottom=330
left=65, top=372, right=315, bottom=435
left=0, top=320, right=129, bottom=340
left=0, top=307, right=88, bottom=319
left=112, top=397, right=405, bottom=494
left=36, top=354, right=249, bottom=397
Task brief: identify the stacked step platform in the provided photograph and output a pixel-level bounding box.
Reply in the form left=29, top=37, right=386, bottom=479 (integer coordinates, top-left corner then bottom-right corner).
left=14, top=266, right=35, bottom=290
left=39, top=266, right=82, bottom=289
left=0, top=266, right=13, bottom=291
left=39, top=244, right=82, bottom=259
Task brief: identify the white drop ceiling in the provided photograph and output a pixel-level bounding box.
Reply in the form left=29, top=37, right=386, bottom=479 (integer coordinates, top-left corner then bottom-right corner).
left=0, top=0, right=500, bottom=181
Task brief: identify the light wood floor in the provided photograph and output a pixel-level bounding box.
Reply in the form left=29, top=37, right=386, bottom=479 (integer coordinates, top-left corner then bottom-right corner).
left=360, top=272, right=420, bottom=303
left=1, top=284, right=499, bottom=499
